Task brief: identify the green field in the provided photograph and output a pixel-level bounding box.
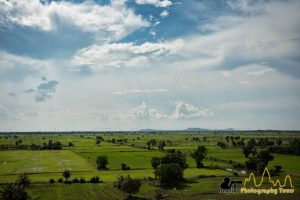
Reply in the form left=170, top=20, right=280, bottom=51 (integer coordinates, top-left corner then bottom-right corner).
left=0, top=131, right=299, bottom=199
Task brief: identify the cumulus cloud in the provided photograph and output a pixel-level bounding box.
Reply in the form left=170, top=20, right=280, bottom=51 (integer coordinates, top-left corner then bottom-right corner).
left=72, top=39, right=183, bottom=70
left=170, top=101, right=213, bottom=119
left=135, top=0, right=172, bottom=8
left=0, top=0, right=148, bottom=41
left=160, top=10, right=169, bottom=18
left=35, top=80, right=59, bottom=102
left=180, top=0, right=300, bottom=77
left=129, top=102, right=167, bottom=120
left=125, top=101, right=212, bottom=120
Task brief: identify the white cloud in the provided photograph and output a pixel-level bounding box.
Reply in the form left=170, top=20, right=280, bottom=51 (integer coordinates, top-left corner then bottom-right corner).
left=239, top=80, right=251, bottom=85
left=72, top=39, right=184, bottom=70
left=247, top=68, right=272, bottom=76
left=160, top=10, right=169, bottom=18
left=135, top=0, right=172, bottom=8
left=0, top=0, right=148, bottom=41
left=181, top=1, right=300, bottom=75
left=220, top=71, right=231, bottom=77
left=113, top=89, right=168, bottom=95
left=129, top=102, right=167, bottom=120
left=0, top=104, right=10, bottom=119
left=0, top=51, right=46, bottom=81
left=170, top=101, right=213, bottom=119
left=149, top=30, right=156, bottom=36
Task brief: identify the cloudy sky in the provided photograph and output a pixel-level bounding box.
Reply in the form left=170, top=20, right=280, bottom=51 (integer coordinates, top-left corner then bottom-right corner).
left=0, top=0, right=300, bottom=131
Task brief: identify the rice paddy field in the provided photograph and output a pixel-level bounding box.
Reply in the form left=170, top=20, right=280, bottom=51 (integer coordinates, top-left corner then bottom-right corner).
left=0, top=131, right=299, bottom=199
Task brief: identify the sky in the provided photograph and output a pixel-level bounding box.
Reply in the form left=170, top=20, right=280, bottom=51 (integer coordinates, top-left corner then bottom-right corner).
left=0, top=0, right=300, bottom=131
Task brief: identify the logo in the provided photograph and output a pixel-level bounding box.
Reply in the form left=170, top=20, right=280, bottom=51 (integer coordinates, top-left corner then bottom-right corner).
left=241, top=167, right=294, bottom=195
left=219, top=177, right=242, bottom=193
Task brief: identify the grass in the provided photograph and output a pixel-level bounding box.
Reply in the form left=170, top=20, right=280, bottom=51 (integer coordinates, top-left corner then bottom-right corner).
left=0, top=131, right=300, bottom=199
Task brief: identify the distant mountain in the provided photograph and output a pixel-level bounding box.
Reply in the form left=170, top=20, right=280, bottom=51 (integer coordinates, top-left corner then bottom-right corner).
left=185, top=128, right=210, bottom=132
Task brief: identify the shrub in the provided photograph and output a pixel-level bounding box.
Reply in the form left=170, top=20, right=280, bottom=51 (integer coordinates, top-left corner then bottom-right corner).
left=72, top=178, right=79, bottom=183
left=89, top=176, right=101, bottom=183
left=121, top=163, right=130, bottom=170
left=58, top=178, right=63, bottom=183
left=49, top=178, right=55, bottom=184
left=79, top=177, right=86, bottom=183
left=114, top=175, right=141, bottom=198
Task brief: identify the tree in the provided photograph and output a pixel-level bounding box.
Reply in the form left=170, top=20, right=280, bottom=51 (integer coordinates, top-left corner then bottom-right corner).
left=114, top=175, right=141, bottom=198
left=96, top=156, right=108, bottom=170
left=155, top=163, right=184, bottom=186
left=96, top=136, right=104, bottom=145
left=121, top=163, right=130, bottom=170
left=151, top=157, right=160, bottom=170
left=16, top=173, right=30, bottom=188
left=1, top=183, right=31, bottom=200
left=52, top=141, right=62, bottom=150
left=62, top=169, right=71, bottom=182
left=161, top=150, right=188, bottom=169
left=191, top=146, right=207, bottom=168
left=153, top=189, right=167, bottom=200
left=158, top=141, right=166, bottom=151
left=257, top=149, right=274, bottom=165
left=242, top=146, right=251, bottom=158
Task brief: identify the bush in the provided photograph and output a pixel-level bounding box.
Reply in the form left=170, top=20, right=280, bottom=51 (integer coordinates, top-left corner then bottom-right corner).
left=49, top=178, right=55, bottom=184
left=121, top=163, right=130, bottom=170
left=89, top=176, right=101, bottom=183
left=114, top=175, right=141, bottom=198
left=58, top=178, right=63, bottom=183
left=79, top=177, right=86, bottom=183
left=16, top=173, right=30, bottom=187
left=72, top=178, right=79, bottom=183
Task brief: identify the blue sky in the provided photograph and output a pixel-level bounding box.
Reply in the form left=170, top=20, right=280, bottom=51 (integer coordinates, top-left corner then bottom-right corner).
left=0, top=0, right=300, bottom=131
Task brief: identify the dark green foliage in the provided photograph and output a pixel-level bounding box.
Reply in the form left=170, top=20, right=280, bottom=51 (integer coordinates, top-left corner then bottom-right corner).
left=1, top=183, right=31, bottom=200
left=58, top=178, right=63, bottom=183
left=151, top=157, right=160, bottom=170
left=49, top=179, right=55, bottom=184
left=191, top=146, right=207, bottom=168
left=114, top=175, right=141, bottom=197
left=161, top=150, right=188, bottom=169
left=289, top=138, right=300, bottom=155
left=52, top=141, right=62, bottom=150
left=245, top=149, right=274, bottom=174
left=62, top=169, right=71, bottom=182
left=158, top=141, right=166, bottom=151
left=217, top=142, right=227, bottom=148
left=72, top=178, right=79, bottom=183
left=257, top=149, right=274, bottom=165
left=96, top=156, right=108, bottom=170
left=121, top=163, right=130, bottom=170
left=155, top=163, right=184, bottom=186
left=79, top=177, right=86, bottom=183
left=16, top=173, right=30, bottom=188
left=89, top=176, right=101, bottom=183
left=68, top=142, right=74, bottom=147
left=153, top=189, right=167, bottom=200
